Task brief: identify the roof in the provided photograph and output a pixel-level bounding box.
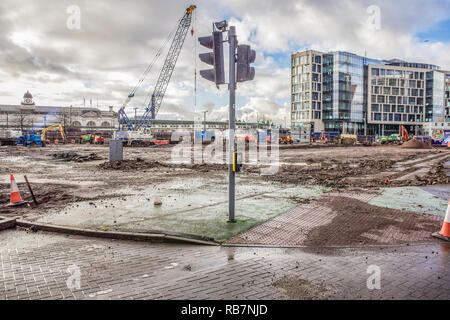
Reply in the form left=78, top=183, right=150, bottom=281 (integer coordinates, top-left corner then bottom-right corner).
left=0, top=104, right=112, bottom=114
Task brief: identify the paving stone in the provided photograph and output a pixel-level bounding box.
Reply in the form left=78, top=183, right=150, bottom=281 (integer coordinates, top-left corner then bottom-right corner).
left=0, top=229, right=448, bottom=300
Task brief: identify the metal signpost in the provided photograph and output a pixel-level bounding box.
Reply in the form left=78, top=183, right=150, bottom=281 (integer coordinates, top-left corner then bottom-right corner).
left=228, top=26, right=237, bottom=222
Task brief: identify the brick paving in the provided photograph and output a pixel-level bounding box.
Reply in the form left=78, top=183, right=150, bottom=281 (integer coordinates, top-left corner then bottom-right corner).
left=227, top=190, right=443, bottom=246
left=0, top=229, right=449, bottom=300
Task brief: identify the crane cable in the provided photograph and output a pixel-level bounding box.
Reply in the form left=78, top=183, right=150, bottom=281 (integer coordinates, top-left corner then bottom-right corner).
left=193, top=9, right=197, bottom=110
left=141, top=19, right=181, bottom=109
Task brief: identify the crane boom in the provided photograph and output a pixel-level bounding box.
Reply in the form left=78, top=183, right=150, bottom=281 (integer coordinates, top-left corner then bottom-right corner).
left=118, top=5, right=196, bottom=131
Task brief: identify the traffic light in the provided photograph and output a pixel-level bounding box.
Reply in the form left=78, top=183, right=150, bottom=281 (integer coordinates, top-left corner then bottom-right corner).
left=236, top=45, right=255, bottom=82
left=198, top=31, right=225, bottom=86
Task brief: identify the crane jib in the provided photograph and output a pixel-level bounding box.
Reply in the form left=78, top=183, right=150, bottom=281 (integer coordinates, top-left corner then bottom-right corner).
left=118, top=6, right=196, bottom=132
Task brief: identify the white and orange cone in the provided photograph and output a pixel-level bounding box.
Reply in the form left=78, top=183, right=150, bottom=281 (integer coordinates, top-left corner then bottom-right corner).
left=432, top=200, right=450, bottom=241
left=8, top=173, right=27, bottom=206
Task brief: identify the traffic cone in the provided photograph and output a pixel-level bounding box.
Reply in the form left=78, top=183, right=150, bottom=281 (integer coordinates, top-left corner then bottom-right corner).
left=8, top=174, right=27, bottom=206
left=432, top=200, right=450, bottom=241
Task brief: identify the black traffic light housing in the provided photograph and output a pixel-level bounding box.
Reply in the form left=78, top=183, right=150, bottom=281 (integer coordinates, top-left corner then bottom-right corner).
left=198, top=31, right=225, bottom=87
left=236, top=45, right=255, bottom=82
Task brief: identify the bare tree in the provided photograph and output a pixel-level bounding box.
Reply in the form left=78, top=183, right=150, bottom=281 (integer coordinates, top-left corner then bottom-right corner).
left=14, top=110, right=31, bottom=133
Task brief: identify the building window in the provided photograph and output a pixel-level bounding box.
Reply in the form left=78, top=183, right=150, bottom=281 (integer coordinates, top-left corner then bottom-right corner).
left=72, top=121, right=81, bottom=127
left=86, top=121, right=96, bottom=127
left=101, top=121, right=110, bottom=127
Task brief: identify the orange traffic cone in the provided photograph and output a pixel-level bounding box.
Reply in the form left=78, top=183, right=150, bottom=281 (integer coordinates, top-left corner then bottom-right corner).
left=432, top=200, right=450, bottom=241
left=8, top=174, right=27, bottom=206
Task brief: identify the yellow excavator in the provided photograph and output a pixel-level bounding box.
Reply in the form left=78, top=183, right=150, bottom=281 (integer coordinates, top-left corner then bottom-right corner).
left=40, top=124, right=66, bottom=144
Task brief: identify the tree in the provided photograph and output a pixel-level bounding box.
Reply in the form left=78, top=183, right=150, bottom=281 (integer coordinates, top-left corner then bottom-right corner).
left=14, top=110, right=31, bottom=133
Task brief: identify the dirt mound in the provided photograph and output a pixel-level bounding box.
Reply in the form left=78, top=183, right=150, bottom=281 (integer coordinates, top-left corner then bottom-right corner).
left=0, top=183, right=81, bottom=216
left=99, top=158, right=228, bottom=172
left=303, top=196, right=442, bottom=246
left=401, top=139, right=432, bottom=149
left=260, top=158, right=397, bottom=188
left=52, top=152, right=103, bottom=162
left=273, top=276, right=329, bottom=299
left=98, top=159, right=167, bottom=170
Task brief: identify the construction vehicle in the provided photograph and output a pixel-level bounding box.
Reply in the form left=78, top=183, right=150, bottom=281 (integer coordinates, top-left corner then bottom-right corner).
left=380, top=126, right=409, bottom=144
left=380, top=134, right=401, bottom=144
left=16, top=125, right=66, bottom=147
left=400, top=125, right=409, bottom=142
left=80, top=134, right=105, bottom=144
left=279, top=129, right=294, bottom=144
left=41, top=124, right=66, bottom=144
left=17, top=133, right=45, bottom=147
left=279, top=136, right=294, bottom=144
left=114, top=5, right=196, bottom=146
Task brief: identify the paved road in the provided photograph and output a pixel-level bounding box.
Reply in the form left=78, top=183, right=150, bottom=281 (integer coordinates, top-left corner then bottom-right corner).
left=0, top=229, right=449, bottom=300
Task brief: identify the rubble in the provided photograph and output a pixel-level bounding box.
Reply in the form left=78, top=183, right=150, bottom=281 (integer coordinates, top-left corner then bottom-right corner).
left=98, top=159, right=167, bottom=170
left=52, top=151, right=103, bottom=162
left=98, top=159, right=227, bottom=171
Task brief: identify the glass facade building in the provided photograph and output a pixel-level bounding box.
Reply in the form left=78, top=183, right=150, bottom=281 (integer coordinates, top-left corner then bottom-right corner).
left=322, top=52, right=384, bottom=133
left=291, top=49, right=449, bottom=135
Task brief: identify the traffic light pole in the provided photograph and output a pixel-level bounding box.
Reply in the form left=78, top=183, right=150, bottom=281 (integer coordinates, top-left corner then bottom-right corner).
left=228, top=26, right=236, bottom=223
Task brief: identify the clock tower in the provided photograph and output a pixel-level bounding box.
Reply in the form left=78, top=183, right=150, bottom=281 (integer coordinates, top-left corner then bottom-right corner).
left=21, top=90, right=35, bottom=110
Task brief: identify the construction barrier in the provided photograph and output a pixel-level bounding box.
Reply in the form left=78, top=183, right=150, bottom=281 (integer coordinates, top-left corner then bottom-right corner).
left=9, top=174, right=27, bottom=206
left=432, top=199, right=450, bottom=241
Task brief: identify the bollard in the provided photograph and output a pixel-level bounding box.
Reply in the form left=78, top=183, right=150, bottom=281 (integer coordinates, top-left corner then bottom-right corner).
left=109, top=139, right=123, bottom=162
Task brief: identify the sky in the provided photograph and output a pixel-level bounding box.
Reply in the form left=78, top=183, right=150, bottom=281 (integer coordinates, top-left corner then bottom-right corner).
left=0, top=0, right=449, bottom=126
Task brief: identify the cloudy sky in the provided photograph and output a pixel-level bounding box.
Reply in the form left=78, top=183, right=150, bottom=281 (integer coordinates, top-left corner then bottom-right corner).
left=0, top=0, right=449, bottom=125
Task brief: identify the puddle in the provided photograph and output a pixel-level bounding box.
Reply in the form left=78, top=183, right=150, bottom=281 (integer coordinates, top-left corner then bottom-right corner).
left=421, top=185, right=450, bottom=201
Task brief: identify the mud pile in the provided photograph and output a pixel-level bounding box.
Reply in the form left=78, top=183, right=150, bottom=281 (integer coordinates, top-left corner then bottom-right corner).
left=401, top=139, right=432, bottom=149
left=98, top=159, right=167, bottom=170
left=260, top=158, right=397, bottom=188
left=99, top=158, right=227, bottom=172
left=0, top=183, right=81, bottom=216
left=52, top=152, right=103, bottom=162
left=415, top=160, right=450, bottom=185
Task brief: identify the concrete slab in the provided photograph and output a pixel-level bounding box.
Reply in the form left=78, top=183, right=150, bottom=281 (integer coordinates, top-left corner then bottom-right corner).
left=33, top=176, right=327, bottom=241
left=369, top=187, right=447, bottom=216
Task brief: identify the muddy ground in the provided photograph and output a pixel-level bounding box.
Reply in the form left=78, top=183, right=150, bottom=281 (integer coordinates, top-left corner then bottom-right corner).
left=303, top=196, right=442, bottom=246
left=0, top=143, right=448, bottom=242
